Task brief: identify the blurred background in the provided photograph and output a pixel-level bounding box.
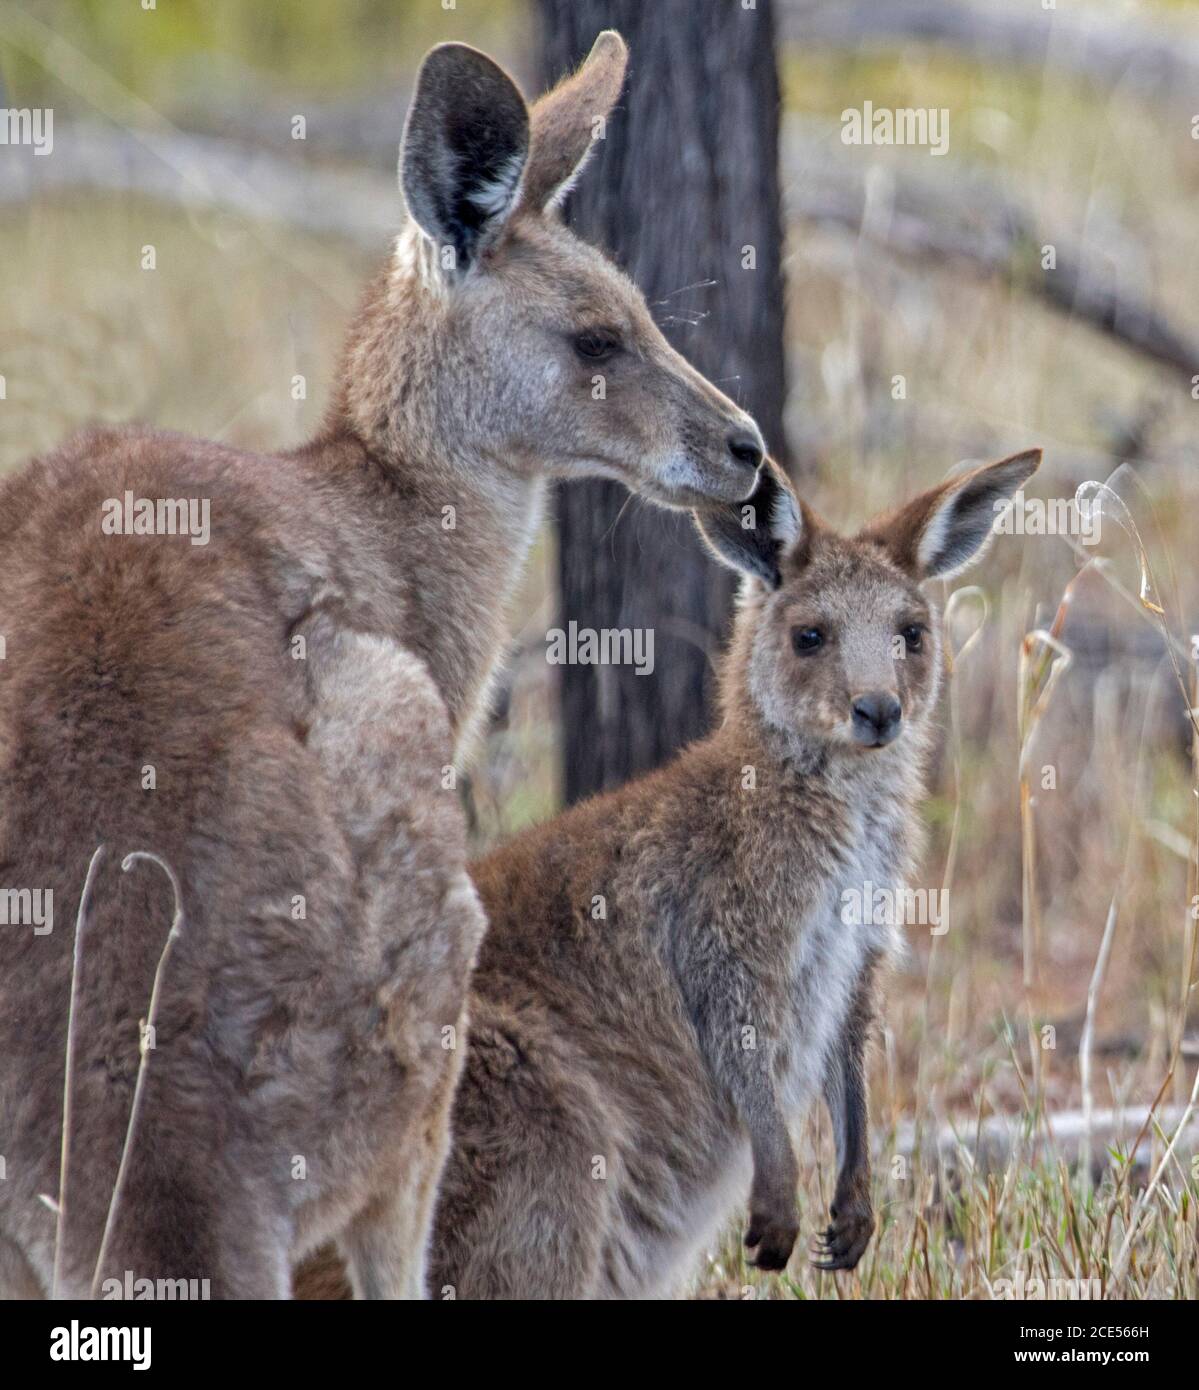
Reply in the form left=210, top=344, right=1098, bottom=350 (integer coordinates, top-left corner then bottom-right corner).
left=3, top=0, right=1198, bottom=1296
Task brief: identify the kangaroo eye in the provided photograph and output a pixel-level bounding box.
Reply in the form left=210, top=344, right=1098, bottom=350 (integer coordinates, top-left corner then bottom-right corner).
left=901, top=623, right=926, bottom=653
left=792, top=627, right=824, bottom=654
left=574, top=329, right=620, bottom=360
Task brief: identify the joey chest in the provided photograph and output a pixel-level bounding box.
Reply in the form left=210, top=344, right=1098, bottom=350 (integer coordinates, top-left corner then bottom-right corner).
left=776, top=809, right=906, bottom=1120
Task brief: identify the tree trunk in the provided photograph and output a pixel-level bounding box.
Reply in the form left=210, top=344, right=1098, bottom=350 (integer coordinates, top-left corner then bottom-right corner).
left=537, top=0, right=789, bottom=805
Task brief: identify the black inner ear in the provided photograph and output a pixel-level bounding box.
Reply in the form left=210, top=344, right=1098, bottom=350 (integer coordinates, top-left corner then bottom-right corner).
left=441, top=109, right=526, bottom=263
left=924, top=488, right=1001, bottom=576
left=695, top=471, right=786, bottom=590
left=402, top=47, right=530, bottom=270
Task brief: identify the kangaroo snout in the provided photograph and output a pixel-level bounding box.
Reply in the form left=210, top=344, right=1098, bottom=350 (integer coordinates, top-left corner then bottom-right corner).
left=726, top=424, right=765, bottom=475
left=850, top=692, right=902, bottom=748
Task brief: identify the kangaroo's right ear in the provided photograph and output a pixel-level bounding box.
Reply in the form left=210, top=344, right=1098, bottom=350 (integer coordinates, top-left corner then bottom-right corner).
left=693, top=461, right=802, bottom=591
left=523, top=30, right=628, bottom=210
left=400, top=44, right=530, bottom=273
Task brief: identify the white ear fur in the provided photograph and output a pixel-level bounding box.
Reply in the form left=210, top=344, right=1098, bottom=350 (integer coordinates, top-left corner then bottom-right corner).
left=917, top=449, right=1042, bottom=580
left=768, top=484, right=802, bottom=551
left=467, top=152, right=528, bottom=220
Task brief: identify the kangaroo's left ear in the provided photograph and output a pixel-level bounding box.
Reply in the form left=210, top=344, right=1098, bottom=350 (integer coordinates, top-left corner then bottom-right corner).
left=693, top=460, right=802, bottom=591
left=400, top=43, right=530, bottom=273
left=863, top=448, right=1042, bottom=581
left=523, top=30, right=628, bottom=211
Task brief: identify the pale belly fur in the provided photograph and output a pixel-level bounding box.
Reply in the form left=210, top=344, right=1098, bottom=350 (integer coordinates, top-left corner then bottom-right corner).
left=597, top=831, right=903, bottom=1299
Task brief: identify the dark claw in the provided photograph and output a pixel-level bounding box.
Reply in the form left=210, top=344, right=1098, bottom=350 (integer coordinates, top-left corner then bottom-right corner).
left=808, top=1202, right=874, bottom=1272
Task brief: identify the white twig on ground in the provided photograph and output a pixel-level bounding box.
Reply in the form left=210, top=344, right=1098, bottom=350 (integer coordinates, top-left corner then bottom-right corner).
left=51, top=844, right=106, bottom=1300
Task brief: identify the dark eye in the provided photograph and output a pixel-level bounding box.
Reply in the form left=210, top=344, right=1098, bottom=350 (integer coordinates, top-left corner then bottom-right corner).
left=792, top=627, right=824, bottom=654
left=574, top=328, right=620, bottom=360
left=901, top=623, right=926, bottom=653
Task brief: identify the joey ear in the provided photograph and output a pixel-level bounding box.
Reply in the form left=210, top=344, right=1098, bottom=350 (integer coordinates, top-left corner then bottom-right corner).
left=523, top=30, right=628, bottom=211
left=693, top=460, right=802, bottom=591
left=866, top=449, right=1042, bottom=581
left=400, top=43, right=530, bottom=272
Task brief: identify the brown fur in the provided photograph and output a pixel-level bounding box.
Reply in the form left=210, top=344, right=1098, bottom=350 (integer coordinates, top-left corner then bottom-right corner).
left=293, top=451, right=1039, bottom=1299
left=0, top=33, right=766, bottom=1300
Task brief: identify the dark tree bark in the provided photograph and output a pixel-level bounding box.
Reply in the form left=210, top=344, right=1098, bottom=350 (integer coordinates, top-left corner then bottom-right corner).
left=537, top=0, right=790, bottom=805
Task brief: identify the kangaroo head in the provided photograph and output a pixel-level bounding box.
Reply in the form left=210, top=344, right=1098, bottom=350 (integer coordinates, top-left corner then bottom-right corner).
left=699, top=450, right=1042, bottom=754
left=337, top=32, right=764, bottom=508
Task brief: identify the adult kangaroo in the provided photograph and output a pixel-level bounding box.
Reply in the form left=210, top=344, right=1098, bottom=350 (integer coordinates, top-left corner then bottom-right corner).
left=0, top=31, right=765, bottom=1300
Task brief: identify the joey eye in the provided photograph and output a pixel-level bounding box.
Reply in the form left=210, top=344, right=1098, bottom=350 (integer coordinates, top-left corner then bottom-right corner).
left=574, top=328, right=620, bottom=361
left=901, top=623, right=926, bottom=653
left=792, top=627, right=824, bottom=654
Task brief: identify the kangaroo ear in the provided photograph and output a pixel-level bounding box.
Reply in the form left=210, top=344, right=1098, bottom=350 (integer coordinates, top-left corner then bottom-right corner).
left=524, top=30, right=628, bottom=211
left=694, top=461, right=802, bottom=591
left=400, top=43, right=530, bottom=273
left=864, top=449, right=1043, bottom=581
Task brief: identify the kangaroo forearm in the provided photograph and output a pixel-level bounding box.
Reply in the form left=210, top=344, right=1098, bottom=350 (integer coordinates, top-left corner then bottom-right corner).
left=831, top=1039, right=870, bottom=1199
left=824, top=958, right=878, bottom=1195
left=693, top=990, right=800, bottom=1245
left=742, top=1086, right=801, bottom=1271
left=748, top=1104, right=799, bottom=1209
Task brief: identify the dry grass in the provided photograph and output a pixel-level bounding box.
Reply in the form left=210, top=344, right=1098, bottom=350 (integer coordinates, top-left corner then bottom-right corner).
left=705, top=1149, right=1198, bottom=1300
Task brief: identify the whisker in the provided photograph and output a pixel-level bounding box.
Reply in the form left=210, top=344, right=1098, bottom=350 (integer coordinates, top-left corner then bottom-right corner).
left=648, top=278, right=717, bottom=307
left=602, top=489, right=639, bottom=553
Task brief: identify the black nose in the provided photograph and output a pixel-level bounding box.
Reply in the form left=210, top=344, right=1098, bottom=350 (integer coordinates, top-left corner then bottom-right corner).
left=851, top=693, right=902, bottom=747
left=726, top=428, right=763, bottom=472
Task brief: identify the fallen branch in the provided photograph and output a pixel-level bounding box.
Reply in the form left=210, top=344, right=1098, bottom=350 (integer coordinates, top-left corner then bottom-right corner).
left=0, top=119, right=391, bottom=250
left=892, top=1104, right=1199, bottom=1182
left=4, top=117, right=1199, bottom=385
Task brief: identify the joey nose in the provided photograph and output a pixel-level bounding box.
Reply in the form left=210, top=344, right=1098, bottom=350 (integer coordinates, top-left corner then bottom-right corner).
left=851, top=693, right=902, bottom=748
left=726, top=426, right=764, bottom=473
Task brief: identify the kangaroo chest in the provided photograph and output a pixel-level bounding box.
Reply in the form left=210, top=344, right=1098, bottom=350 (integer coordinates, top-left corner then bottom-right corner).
left=778, top=807, right=904, bottom=1123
